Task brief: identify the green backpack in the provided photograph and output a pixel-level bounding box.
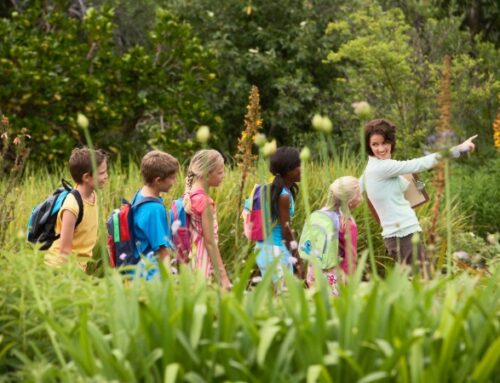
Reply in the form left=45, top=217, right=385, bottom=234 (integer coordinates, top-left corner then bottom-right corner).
left=298, top=209, right=340, bottom=269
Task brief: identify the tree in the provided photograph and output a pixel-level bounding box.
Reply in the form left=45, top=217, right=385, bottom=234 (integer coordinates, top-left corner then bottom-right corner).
left=0, top=3, right=219, bottom=163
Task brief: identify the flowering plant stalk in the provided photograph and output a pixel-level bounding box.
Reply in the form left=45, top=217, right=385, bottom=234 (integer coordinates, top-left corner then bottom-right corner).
left=429, top=55, right=453, bottom=274
left=0, top=115, right=31, bottom=245
left=354, top=103, right=378, bottom=278
left=235, top=86, right=263, bottom=247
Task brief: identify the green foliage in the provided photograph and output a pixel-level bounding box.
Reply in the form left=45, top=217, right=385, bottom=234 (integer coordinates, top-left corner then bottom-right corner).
left=168, top=0, right=345, bottom=148
left=1, top=247, right=499, bottom=381
left=0, top=4, right=219, bottom=163
left=1, top=0, right=499, bottom=163
left=450, top=157, right=500, bottom=237
left=324, top=1, right=500, bottom=156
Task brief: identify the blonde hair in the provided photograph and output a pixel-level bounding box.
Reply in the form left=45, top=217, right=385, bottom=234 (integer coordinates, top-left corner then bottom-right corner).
left=324, top=176, right=361, bottom=213
left=183, top=149, right=224, bottom=212
left=140, top=150, right=179, bottom=184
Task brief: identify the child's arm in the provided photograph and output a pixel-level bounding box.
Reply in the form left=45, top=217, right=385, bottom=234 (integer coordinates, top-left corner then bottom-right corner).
left=58, top=210, right=77, bottom=256
left=201, top=205, right=231, bottom=289
left=278, top=194, right=305, bottom=279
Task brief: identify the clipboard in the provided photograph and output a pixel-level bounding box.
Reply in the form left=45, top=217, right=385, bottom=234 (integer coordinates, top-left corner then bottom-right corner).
left=402, top=173, right=429, bottom=208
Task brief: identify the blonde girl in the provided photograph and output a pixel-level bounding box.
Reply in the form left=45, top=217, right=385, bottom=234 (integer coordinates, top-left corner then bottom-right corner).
left=306, top=176, right=362, bottom=292
left=184, top=149, right=231, bottom=288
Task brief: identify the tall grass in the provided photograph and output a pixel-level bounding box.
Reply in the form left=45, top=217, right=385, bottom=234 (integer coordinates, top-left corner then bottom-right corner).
left=0, top=154, right=468, bottom=276
left=1, top=155, right=497, bottom=382
left=0, top=247, right=499, bottom=382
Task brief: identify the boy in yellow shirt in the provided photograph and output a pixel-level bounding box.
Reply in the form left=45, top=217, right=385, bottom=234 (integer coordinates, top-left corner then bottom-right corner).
left=45, top=147, right=108, bottom=271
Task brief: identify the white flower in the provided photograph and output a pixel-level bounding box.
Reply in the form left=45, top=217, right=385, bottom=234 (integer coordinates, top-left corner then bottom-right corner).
left=289, top=240, right=298, bottom=250
left=207, top=11, right=214, bottom=17
left=77, top=113, right=89, bottom=129
left=196, top=125, right=210, bottom=143
left=171, top=219, right=181, bottom=236
left=300, top=146, right=311, bottom=162
left=351, top=101, right=373, bottom=119
left=248, top=48, right=259, bottom=54
left=262, top=139, right=277, bottom=157
left=300, top=21, right=307, bottom=28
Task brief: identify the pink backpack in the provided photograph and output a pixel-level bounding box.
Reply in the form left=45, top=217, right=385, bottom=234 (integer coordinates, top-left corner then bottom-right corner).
left=169, top=191, right=204, bottom=263
left=242, top=184, right=270, bottom=241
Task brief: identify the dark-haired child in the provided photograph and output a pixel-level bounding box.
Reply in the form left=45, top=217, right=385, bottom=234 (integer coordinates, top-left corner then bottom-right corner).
left=256, top=146, right=304, bottom=282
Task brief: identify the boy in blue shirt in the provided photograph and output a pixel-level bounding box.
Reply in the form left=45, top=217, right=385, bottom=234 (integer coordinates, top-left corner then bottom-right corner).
left=133, top=150, right=179, bottom=278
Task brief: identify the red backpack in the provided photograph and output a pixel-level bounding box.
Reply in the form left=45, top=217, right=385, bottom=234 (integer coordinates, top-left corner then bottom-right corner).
left=107, top=194, right=162, bottom=268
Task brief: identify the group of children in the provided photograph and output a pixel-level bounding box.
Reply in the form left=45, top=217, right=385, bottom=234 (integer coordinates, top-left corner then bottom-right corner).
left=41, top=145, right=362, bottom=293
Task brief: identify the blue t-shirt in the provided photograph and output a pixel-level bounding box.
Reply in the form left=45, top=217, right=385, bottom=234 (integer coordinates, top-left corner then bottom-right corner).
left=132, top=192, right=173, bottom=258
left=255, top=187, right=294, bottom=247
left=270, top=187, right=295, bottom=246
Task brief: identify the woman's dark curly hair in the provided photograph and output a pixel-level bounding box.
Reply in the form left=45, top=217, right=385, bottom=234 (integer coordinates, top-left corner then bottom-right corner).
left=364, top=119, right=396, bottom=156
left=269, top=147, right=300, bottom=220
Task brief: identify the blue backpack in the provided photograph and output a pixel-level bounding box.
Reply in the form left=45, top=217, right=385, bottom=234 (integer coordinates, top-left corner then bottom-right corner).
left=27, top=179, right=84, bottom=250
left=107, top=193, right=163, bottom=268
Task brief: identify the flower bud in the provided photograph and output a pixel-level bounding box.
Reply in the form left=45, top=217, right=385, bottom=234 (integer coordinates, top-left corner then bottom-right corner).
left=263, top=139, right=277, bottom=157
left=196, top=125, right=210, bottom=143
left=351, top=101, right=373, bottom=120
left=411, top=232, right=420, bottom=245
left=77, top=113, right=89, bottom=129
left=321, top=116, right=333, bottom=133
left=300, top=146, right=311, bottom=162
left=254, top=133, right=267, bottom=148
left=311, top=114, right=323, bottom=131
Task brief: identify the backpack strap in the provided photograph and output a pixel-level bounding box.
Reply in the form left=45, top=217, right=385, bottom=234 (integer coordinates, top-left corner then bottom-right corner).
left=318, top=209, right=340, bottom=240
left=69, top=189, right=84, bottom=228
left=131, top=190, right=163, bottom=209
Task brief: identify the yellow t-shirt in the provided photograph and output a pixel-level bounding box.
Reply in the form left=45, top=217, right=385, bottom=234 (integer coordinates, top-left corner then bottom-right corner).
left=45, top=191, right=98, bottom=269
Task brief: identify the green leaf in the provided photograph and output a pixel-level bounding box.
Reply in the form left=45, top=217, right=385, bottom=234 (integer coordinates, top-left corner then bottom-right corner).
left=257, top=318, right=281, bottom=367
left=164, top=363, right=181, bottom=383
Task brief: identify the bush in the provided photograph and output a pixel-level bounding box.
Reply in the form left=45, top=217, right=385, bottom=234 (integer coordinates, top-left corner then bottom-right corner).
left=0, top=5, right=220, bottom=164
left=450, top=156, right=500, bottom=237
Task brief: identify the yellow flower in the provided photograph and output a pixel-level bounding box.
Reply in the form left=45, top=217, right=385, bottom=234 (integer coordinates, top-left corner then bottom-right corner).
left=493, top=104, right=500, bottom=150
